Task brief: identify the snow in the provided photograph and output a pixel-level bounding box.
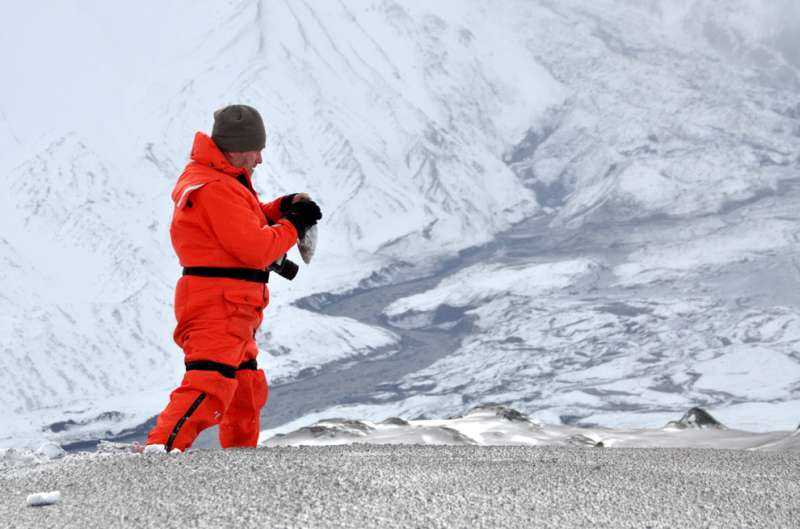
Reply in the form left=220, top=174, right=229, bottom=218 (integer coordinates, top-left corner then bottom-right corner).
left=385, top=259, right=599, bottom=316
left=25, top=491, right=60, bottom=507
left=3, top=386, right=174, bottom=449
left=372, top=204, right=800, bottom=431
left=613, top=216, right=797, bottom=286
left=1, top=442, right=65, bottom=470
left=0, top=0, right=564, bottom=448
left=691, top=345, right=800, bottom=400
left=34, top=443, right=66, bottom=461
left=262, top=307, right=399, bottom=384
left=262, top=404, right=800, bottom=451
left=712, top=401, right=800, bottom=433
left=3, top=0, right=800, bottom=448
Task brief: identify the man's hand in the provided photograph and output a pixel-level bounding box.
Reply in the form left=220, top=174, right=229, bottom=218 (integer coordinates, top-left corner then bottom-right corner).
left=279, top=192, right=312, bottom=214
left=284, top=199, right=322, bottom=238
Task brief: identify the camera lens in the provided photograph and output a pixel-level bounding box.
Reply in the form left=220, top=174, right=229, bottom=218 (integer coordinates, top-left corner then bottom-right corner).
left=269, top=256, right=299, bottom=280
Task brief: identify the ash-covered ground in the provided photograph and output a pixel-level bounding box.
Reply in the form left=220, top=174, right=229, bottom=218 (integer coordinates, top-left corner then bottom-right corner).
left=2, top=445, right=799, bottom=529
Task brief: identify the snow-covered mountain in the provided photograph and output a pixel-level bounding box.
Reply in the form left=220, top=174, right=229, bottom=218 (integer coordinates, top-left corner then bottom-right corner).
left=279, top=0, right=800, bottom=435
left=2, top=0, right=800, bottom=447
left=0, top=0, right=562, bottom=447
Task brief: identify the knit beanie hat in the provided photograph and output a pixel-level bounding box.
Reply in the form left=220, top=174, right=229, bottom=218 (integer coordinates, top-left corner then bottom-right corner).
left=211, top=104, right=266, bottom=152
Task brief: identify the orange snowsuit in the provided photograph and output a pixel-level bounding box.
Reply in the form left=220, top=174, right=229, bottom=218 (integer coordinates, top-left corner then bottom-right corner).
left=146, top=132, right=298, bottom=451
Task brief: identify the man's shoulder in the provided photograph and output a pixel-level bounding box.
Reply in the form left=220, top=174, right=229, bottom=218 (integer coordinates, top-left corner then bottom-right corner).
left=177, top=162, right=247, bottom=191
left=173, top=165, right=257, bottom=206
left=171, top=163, right=224, bottom=205
left=182, top=160, right=223, bottom=180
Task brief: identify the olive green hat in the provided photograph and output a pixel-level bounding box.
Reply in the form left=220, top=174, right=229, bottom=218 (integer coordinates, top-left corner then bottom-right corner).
left=211, top=104, right=266, bottom=152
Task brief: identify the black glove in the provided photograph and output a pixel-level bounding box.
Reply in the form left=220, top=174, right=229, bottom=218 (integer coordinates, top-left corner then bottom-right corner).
left=285, top=199, right=322, bottom=238
left=279, top=193, right=298, bottom=214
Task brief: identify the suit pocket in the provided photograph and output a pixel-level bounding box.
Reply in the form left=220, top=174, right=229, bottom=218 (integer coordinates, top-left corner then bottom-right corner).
left=255, top=369, right=269, bottom=409
left=223, top=288, right=264, bottom=340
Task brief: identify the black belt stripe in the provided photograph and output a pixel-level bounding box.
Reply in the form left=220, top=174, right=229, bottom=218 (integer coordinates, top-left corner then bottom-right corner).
left=183, top=266, right=269, bottom=284
left=185, top=359, right=258, bottom=379
left=186, top=360, right=236, bottom=379
left=165, top=393, right=207, bottom=452
left=238, top=359, right=258, bottom=371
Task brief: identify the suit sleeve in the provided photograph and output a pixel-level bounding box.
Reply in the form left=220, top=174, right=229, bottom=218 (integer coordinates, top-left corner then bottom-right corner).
left=261, top=194, right=295, bottom=223
left=196, top=183, right=298, bottom=268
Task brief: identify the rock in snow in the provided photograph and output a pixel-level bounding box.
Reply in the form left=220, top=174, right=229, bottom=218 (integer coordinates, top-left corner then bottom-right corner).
left=142, top=444, right=166, bottom=455
left=34, top=442, right=66, bottom=460
left=665, top=407, right=726, bottom=430
left=25, top=491, right=60, bottom=507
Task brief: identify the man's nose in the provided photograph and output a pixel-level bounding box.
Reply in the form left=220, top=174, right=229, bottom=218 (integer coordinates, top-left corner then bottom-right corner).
left=256, top=152, right=263, bottom=165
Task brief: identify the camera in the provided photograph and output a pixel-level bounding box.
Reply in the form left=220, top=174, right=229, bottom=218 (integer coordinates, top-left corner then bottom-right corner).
left=269, top=254, right=299, bottom=280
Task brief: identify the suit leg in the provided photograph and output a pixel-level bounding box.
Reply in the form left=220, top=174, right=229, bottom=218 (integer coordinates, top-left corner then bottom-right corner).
left=218, top=367, right=269, bottom=448
left=147, top=370, right=238, bottom=451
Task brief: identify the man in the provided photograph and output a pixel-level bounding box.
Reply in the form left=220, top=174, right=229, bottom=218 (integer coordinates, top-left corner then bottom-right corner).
left=146, top=104, right=321, bottom=451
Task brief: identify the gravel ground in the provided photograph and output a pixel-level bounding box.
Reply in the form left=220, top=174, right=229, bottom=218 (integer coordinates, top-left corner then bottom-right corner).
left=1, top=446, right=799, bottom=528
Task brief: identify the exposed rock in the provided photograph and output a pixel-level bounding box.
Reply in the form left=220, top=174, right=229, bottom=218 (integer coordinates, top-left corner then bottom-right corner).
left=665, top=407, right=726, bottom=430
left=434, top=427, right=478, bottom=446
left=380, top=417, right=410, bottom=426
left=45, top=411, right=125, bottom=433
left=464, top=404, right=535, bottom=423
left=294, top=419, right=375, bottom=439
left=567, top=434, right=604, bottom=448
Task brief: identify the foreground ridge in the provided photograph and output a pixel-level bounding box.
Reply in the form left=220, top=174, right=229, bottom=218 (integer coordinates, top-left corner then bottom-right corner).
left=2, top=445, right=798, bottom=528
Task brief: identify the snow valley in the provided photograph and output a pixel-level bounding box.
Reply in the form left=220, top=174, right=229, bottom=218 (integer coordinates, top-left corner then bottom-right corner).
left=2, top=0, right=800, bottom=449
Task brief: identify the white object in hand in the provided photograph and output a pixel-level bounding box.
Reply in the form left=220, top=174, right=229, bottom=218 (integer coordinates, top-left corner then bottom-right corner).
left=26, top=491, right=60, bottom=507
left=298, top=224, right=317, bottom=264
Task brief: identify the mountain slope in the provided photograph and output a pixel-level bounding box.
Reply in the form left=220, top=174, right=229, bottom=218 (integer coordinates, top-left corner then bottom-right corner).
left=256, top=0, right=800, bottom=434
left=0, top=0, right=564, bottom=447
left=2, top=1, right=800, bottom=446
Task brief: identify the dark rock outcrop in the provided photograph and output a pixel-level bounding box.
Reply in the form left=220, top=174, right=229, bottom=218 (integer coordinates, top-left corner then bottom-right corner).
left=464, top=404, right=535, bottom=423
left=665, top=407, right=726, bottom=430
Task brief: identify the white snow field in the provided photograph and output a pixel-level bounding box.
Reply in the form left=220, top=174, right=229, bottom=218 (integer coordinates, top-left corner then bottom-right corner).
left=2, top=0, right=800, bottom=449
